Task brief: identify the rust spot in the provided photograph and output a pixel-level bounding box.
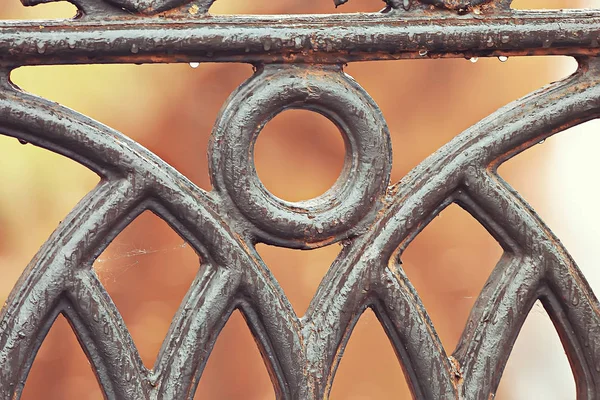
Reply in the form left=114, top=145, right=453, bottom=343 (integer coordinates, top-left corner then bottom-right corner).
left=188, top=4, right=200, bottom=15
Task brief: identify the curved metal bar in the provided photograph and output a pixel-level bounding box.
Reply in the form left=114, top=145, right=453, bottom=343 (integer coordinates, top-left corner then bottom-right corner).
left=541, top=232, right=600, bottom=398
left=370, top=57, right=600, bottom=267
left=0, top=179, right=147, bottom=399
left=455, top=170, right=559, bottom=397
left=309, top=57, right=600, bottom=399
left=234, top=253, right=305, bottom=398
left=0, top=73, right=302, bottom=398
left=457, top=167, right=600, bottom=398
left=300, top=239, right=458, bottom=399
left=154, top=265, right=240, bottom=399
left=372, top=266, right=459, bottom=399
left=67, top=269, right=152, bottom=399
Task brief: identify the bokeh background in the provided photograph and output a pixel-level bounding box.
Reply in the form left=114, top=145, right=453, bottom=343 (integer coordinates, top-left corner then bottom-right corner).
left=0, top=0, right=597, bottom=398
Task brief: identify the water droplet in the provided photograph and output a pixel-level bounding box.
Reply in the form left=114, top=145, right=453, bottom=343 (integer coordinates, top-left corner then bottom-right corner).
left=294, top=37, right=303, bottom=49
left=539, top=139, right=546, bottom=144
left=130, top=43, right=139, bottom=54
left=470, top=57, right=479, bottom=63
left=315, top=222, right=324, bottom=234
left=36, top=43, right=46, bottom=54
left=498, top=55, right=508, bottom=62
left=67, top=39, right=76, bottom=49
left=263, top=39, right=272, bottom=51
left=189, top=62, right=199, bottom=69
left=17, top=139, right=28, bottom=145
left=418, top=49, right=428, bottom=57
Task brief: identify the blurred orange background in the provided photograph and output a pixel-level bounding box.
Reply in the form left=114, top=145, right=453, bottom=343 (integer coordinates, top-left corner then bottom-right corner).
left=0, top=0, right=597, bottom=398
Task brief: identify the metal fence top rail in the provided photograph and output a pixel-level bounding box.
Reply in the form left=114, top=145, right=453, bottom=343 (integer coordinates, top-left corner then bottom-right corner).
left=3, top=3, right=600, bottom=65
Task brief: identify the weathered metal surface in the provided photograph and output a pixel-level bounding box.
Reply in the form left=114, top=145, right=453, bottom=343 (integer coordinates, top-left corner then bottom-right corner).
left=3, top=11, right=600, bottom=66
left=0, top=0, right=599, bottom=399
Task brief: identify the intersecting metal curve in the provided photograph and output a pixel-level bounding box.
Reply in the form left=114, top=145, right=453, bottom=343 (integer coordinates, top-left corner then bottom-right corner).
left=0, top=0, right=599, bottom=399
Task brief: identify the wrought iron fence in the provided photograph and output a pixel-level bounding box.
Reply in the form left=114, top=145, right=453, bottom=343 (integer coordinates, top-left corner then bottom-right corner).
left=1, top=0, right=599, bottom=398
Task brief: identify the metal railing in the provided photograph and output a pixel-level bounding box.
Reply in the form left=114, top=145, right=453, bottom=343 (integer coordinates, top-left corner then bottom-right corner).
left=1, top=0, right=599, bottom=398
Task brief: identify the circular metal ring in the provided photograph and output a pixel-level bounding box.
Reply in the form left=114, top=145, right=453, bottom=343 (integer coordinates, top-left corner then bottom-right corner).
left=209, top=64, right=391, bottom=248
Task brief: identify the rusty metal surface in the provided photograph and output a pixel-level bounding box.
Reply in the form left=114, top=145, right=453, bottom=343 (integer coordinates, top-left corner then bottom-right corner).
left=1, top=0, right=599, bottom=399
left=4, top=11, right=600, bottom=65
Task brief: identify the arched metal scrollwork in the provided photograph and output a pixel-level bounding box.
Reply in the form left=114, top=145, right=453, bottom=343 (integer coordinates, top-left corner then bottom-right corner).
left=1, top=0, right=599, bottom=398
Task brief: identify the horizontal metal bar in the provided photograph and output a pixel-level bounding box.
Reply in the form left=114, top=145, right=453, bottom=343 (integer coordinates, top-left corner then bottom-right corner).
left=1, top=9, right=600, bottom=66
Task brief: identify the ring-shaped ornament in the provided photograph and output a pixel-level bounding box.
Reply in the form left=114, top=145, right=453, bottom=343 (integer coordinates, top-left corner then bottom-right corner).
left=209, top=64, right=391, bottom=248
